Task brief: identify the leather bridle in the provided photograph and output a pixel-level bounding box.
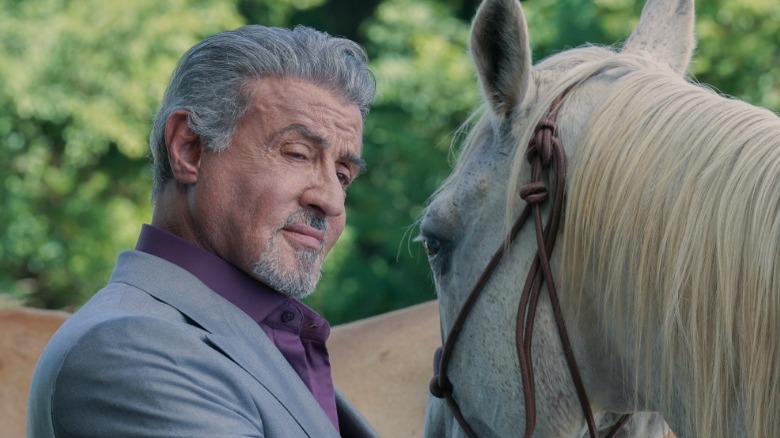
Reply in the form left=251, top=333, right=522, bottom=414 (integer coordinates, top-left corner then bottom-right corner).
left=429, top=91, right=630, bottom=437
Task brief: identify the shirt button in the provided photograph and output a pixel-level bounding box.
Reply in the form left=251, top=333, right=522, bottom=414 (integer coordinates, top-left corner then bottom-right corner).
left=281, top=310, right=295, bottom=322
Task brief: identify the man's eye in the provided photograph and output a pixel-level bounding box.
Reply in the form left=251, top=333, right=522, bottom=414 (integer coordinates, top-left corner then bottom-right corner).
left=282, top=143, right=311, bottom=160
left=337, top=172, right=352, bottom=186
left=286, top=151, right=307, bottom=160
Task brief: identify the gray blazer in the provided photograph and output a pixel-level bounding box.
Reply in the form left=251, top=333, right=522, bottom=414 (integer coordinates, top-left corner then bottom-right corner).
left=27, top=250, right=378, bottom=437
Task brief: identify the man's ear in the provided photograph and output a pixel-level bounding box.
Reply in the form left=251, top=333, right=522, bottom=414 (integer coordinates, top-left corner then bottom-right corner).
left=164, top=111, right=202, bottom=185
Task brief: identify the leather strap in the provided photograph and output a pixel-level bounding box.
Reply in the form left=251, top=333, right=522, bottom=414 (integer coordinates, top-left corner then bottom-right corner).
left=429, top=93, right=630, bottom=437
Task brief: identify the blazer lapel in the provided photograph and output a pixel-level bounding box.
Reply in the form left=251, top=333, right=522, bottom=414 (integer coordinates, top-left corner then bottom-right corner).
left=203, top=331, right=338, bottom=436
left=110, top=250, right=339, bottom=437
left=336, top=390, right=380, bottom=438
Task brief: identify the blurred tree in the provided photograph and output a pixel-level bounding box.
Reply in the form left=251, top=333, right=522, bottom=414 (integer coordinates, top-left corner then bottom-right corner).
left=524, top=0, right=779, bottom=110
left=237, top=0, right=327, bottom=29
left=1, top=0, right=777, bottom=325
left=307, top=0, right=779, bottom=324
left=693, top=0, right=780, bottom=109
left=305, top=0, right=478, bottom=323
left=0, top=0, right=244, bottom=308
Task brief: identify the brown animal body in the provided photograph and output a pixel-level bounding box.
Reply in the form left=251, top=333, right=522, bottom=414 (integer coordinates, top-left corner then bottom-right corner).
left=330, top=300, right=440, bottom=437
left=0, top=307, right=70, bottom=438
left=1, top=301, right=440, bottom=437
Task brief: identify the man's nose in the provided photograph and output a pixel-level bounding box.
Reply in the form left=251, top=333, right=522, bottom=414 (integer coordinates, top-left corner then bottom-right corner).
left=301, top=167, right=345, bottom=218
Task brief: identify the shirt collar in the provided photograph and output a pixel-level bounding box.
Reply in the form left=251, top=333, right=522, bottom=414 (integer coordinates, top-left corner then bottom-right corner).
left=136, top=223, right=300, bottom=327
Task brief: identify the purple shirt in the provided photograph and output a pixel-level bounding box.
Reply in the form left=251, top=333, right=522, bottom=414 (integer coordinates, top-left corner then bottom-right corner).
left=135, top=224, right=339, bottom=430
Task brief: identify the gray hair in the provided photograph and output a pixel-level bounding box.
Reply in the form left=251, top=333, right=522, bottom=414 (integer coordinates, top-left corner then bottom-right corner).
left=149, top=25, right=376, bottom=199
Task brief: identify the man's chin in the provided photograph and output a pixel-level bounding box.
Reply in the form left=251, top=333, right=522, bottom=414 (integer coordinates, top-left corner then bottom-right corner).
left=251, top=262, right=322, bottom=300
left=275, top=273, right=322, bottom=300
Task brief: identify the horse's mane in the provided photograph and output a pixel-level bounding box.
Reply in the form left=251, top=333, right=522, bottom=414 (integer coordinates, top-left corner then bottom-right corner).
left=443, top=46, right=779, bottom=436
left=559, top=57, right=780, bottom=437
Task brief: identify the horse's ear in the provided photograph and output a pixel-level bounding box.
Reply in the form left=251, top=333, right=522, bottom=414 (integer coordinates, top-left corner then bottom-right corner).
left=470, top=0, right=532, bottom=118
left=623, top=0, right=696, bottom=74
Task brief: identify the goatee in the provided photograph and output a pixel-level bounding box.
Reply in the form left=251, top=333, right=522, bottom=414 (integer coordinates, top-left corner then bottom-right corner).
left=251, top=210, right=327, bottom=299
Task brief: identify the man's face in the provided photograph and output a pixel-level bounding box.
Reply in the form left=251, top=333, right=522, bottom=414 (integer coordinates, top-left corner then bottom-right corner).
left=188, top=77, right=364, bottom=298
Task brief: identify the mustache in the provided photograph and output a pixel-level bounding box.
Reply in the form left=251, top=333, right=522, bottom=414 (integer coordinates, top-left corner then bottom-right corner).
left=284, top=209, right=327, bottom=233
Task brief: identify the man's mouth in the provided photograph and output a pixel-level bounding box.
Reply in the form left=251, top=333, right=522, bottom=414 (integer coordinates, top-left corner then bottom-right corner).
left=282, top=222, right=324, bottom=250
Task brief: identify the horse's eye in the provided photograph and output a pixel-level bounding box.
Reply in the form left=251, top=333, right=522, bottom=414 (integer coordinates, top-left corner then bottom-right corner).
left=423, top=238, right=442, bottom=258
left=415, top=232, right=451, bottom=275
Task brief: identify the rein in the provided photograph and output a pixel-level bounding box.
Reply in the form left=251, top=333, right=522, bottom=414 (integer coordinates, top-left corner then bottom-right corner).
left=429, top=92, right=630, bottom=437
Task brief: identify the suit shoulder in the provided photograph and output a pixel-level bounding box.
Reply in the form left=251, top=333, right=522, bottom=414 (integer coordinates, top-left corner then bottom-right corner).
left=47, top=315, right=267, bottom=436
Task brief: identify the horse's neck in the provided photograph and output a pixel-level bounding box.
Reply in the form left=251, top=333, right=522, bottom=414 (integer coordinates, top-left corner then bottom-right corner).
left=556, top=82, right=755, bottom=438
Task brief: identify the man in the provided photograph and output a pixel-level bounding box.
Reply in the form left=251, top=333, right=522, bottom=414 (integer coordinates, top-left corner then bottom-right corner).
left=28, top=24, right=377, bottom=437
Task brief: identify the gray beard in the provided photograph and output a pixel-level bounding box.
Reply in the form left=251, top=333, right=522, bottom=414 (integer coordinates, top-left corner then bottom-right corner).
left=251, top=211, right=326, bottom=299
left=251, top=238, right=322, bottom=299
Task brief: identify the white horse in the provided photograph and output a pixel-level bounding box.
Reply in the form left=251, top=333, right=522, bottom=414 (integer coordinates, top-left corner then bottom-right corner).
left=421, top=0, right=779, bottom=436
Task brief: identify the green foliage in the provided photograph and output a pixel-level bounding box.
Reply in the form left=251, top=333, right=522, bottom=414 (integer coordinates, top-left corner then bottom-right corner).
left=523, top=0, right=779, bottom=110
left=0, top=0, right=244, bottom=308
left=237, top=0, right=325, bottom=28
left=305, top=0, right=478, bottom=323
left=694, top=0, right=780, bottom=109
left=1, top=0, right=777, bottom=324
left=309, top=0, right=780, bottom=323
